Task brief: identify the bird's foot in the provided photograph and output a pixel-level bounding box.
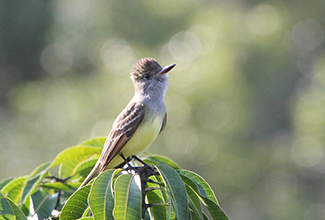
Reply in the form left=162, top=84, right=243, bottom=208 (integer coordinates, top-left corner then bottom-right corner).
left=131, top=155, right=157, bottom=173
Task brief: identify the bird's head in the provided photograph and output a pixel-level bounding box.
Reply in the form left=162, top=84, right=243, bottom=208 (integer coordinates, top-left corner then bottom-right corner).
left=130, top=58, right=175, bottom=92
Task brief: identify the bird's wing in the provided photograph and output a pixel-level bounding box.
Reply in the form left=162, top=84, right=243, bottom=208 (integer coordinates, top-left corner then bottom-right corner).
left=98, top=102, right=145, bottom=172
left=159, top=112, right=167, bottom=134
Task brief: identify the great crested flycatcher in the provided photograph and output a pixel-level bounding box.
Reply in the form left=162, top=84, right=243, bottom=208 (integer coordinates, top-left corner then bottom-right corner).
left=79, top=57, right=175, bottom=188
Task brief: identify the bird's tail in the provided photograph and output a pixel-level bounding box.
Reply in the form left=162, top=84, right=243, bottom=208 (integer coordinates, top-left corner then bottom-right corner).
left=78, top=161, right=101, bottom=190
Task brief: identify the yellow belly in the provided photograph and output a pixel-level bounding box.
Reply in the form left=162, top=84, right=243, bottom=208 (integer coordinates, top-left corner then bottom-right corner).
left=106, top=115, right=163, bottom=168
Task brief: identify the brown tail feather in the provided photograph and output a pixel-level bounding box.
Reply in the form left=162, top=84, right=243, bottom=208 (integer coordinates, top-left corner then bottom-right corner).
left=78, top=161, right=101, bottom=190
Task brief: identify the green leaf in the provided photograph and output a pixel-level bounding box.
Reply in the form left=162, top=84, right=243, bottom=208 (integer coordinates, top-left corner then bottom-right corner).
left=0, top=192, right=27, bottom=220
left=74, top=159, right=98, bottom=178
left=146, top=190, right=168, bottom=220
left=78, top=137, right=106, bottom=147
left=0, top=192, right=15, bottom=220
left=59, top=154, right=98, bottom=179
left=156, top=164, right=189, bottom=220
left=77, top=217, right=94, bottom=220
left=178, top=170, right=229, bottom=220
left=200, top=197, right=228, bottom=220
left=113, top=174, right=142, bottom=220
left=190, top=210, right=201, bottom=220
left=146, top=175, right=169, bottom=220
left=1, top=176, right=28, bottom=204
left=148, top=174, right=169, bottom=205
left=15, top=162, right=52, bottom=209
left=31, top=190, right=59, bottom=220
left=59, top=158, right=82, bottom=179
left=60, top=185, right=91, bottom=220
left=176, top=174, right=203, bottom=219
left=89, top=169, right=118, bottom=220
left=184, top=183, right=203, bottom=219
left=203, top=212, right=210, bottom=220
left=143, top=155, right=181, bottom=170
left=21, top=171, right=50, bottom=204
left=82, top=206, right=91, bottom=217
left=61, top=137, right=105, bottom=180
left=30, top=162, right=51, bottom=177
left=50, top=146, right=102, bottom=169
left=41, top=182, right=78, bottom=192
left=178, top=170, right=218, bottom=204
left=0, top=179, right=14, bottom=191
left=20, top=196, right=30, bottom=216
left=7, top=199, right=27, bottom=220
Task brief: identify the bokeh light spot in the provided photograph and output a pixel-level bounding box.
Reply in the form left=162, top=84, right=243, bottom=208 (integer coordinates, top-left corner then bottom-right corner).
left=101, top=39, right=135, bottom=75
left=225, top=197, right=259, bottom=220
left=169, top=67, right=198, bottom=95
left=259, top=171, right=298, bottom=212
left=197, top=99, right=230, bottom=131
left=10, top=82, right=42, bottom=114
left=227, top=159, right=259, bottom=188
left=166, top=31, right=201, bottom=63
left=291, top=136, right=324, bottom=167
left=291, top=19, right=324, bottom=51
left=188, top=24, right=217, bottom=55
left=145, top=0, right=196, bottom=17
left=91, top=119, right=113, bottom=138
left=54, top=0, right=91, bottom=25
left=186, top=134, right=218, bottom=165
left=304, top=203, right=325, bottom=220
left=164, top=127, right=199, bottom=158
left=40, top=44, right=73, bottom=75
left=165, top=95, right=191, bottom=128
left=246, top=4, right=281, bottom=36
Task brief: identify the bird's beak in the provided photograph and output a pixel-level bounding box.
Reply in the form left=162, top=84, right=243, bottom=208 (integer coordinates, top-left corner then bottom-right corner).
left=157, top=64, right=176, bottom=75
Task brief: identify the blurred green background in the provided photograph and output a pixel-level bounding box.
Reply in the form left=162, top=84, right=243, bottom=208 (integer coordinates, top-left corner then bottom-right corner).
left=1, top=0, right=325, bottom=219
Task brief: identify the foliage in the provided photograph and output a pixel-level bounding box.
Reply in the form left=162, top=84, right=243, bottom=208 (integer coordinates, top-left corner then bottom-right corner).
left=3, top=1, right=325, bottom=219
left=0, top=137, right=228, bottom=220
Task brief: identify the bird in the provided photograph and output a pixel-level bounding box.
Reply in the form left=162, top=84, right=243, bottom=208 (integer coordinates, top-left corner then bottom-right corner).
left=79, top=57, right=175, bottom=188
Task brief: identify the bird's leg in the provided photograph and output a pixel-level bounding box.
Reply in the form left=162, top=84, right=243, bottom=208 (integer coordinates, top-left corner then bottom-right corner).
left=118, top=155, right=162, bottom=218
left=130, top=156, right=164, bottom=217
left=131, top=155, right=157, bottom=173
left=131, top=155, right=149, bottom=166
left=119, top=153, right=130, bottom=167
left=119, top=153, right=139, bottom=173
left=135, top=163, right=161, bottom=218
left=114, top=156, right=132, bottom=169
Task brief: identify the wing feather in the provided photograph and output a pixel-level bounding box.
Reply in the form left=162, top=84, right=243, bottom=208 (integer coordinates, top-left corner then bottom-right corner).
left=159, top=112, right=167, bottom=134
left=98, top=102, right=145, bottom=172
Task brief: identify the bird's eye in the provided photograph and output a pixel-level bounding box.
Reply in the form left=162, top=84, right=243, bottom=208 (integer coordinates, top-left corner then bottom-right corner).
left=144, top=74, right=151, bottom=79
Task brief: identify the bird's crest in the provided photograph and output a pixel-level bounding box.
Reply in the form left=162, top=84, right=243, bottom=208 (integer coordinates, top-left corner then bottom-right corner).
left=131, top=58, right=162, bottom=75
